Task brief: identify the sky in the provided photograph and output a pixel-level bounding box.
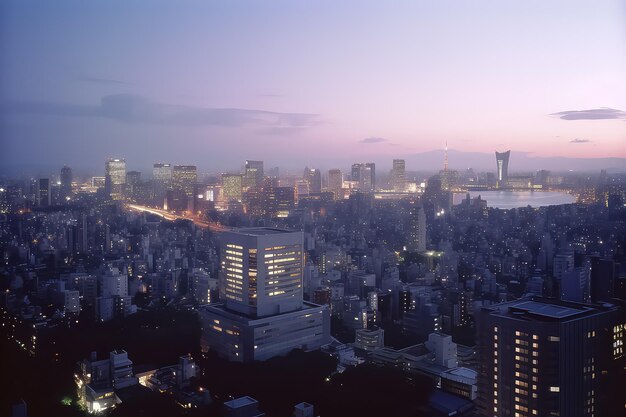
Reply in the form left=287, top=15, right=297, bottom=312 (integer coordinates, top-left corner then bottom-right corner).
left=0, top=0, right=625, bottom=175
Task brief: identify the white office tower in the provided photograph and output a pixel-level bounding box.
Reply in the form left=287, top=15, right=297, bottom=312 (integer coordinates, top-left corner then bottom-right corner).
left=100, top=267, right=129, bottom=297
left=200, top=228, right=330, bottom=362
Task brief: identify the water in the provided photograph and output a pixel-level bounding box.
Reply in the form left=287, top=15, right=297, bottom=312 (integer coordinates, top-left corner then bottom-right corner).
left=454, top=190, right=576, bottom=209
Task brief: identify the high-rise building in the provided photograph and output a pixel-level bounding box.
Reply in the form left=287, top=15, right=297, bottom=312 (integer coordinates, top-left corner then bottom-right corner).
left=262, top=186, right=294, bottom=218
left=303, top=167, right=322, bottom=194
left=37, top=178, right=51, bottom=207
left=328, top=169, right=343, bottom=200
left=153, top=163, right=172, bottom=183
left=60, top=165, right=73, bottom=201
left=105, top=158, right=126, bottom=199
left=391, top=159, right=406, bottom=192
left=408, top=205, right=426, bottom=252
left=125, top=171, right=141, bottom=186
left=495, top=150, right=510, bottom=188
left=153, top=163, right=172, bottom=206
left=200, top=228, right=331, bottom=362
left=219, top=229, right=304, bottom=317
left=222, top=174, right=243, bottom=203
left=295, top=180, right=310, bottom=200
left=172, top=165, right=197, bottom=197
left=244, top=160, right=264, bottom=190
left=268, top=166, right=279, bottom=180
left=351, top=163, right=376, bottom=192
left=476, top=297, right=626, bottom=417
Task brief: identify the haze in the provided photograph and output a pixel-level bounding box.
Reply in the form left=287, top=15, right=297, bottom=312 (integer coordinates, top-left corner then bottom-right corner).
left=1, top=0, right=625, bottom=174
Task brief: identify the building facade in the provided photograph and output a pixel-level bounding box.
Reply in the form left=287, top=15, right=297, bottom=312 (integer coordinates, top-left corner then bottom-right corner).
left=200, top=228, right=331, bottom=362
left=476, top=297, right=626, bottom=417
left=495, top=151, right=510, bottom=188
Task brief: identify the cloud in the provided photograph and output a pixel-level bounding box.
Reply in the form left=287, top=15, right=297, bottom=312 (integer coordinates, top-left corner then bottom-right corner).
left=359, top=137, right=388, bottom=144
left=570, top=138, right=591, bottom=144
left=0, top=94, right=320, bottom=128
left=76, top=76, right=132, bottom=86
left=550, top=107, right=626, bottom=120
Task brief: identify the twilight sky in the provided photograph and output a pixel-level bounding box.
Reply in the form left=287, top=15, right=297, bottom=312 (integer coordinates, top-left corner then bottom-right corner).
left=0, top=0, right=625, bottom=174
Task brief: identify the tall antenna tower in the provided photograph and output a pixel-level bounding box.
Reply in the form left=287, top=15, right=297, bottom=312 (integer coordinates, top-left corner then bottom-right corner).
left=444, top=141, right=449, bottom=171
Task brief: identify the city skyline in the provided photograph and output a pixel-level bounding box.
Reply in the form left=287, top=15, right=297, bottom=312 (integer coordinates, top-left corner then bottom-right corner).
left=1, top=1, right=625, bottom=173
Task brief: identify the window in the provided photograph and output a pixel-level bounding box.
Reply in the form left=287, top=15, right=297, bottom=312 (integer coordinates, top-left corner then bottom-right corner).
left=550, top=386, right=560, bottom=392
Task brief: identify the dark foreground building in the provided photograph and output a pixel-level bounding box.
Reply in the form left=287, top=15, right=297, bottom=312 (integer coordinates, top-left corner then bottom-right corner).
left=476, top=297, right=625, bottom=417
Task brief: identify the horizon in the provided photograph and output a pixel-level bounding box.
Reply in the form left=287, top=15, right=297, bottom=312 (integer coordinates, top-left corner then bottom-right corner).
left=2, top=147, right=625, bottom=180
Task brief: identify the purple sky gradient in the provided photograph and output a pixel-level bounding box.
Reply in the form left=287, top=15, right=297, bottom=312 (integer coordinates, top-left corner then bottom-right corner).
left=0, top=1, right=624, bottom=174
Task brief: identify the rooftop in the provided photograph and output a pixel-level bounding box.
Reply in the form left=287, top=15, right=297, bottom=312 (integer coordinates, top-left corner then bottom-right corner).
left=441, top=367, right=477, bottom=382
left=234, top=227, right=294, bottom=236
left=510, top=301, right=585, bottom=319
left=484, top=297, right=615, bottom=321
left=224, top=396, right=258, bottom=409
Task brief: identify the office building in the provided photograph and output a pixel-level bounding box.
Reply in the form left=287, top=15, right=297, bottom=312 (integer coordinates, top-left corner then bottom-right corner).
left=60, top=165, right=73, bottom=201
left=328, top=169, right=343, bottom=199
left=153, top=163, right=172, bottom=205
left=172, top=165, right=197, bottom=197
left=153, top=163, right=172, bottom=183
left=37, top=178, right=51, bottom=207
left=219, top=228, right=303, bottom=317
left=92, top=176, right=106, bottom=188
left=105, top=158, right=126, bottom=199
left=222, top=174, right=244, bottom=203
left=354, top=328, right=385, bottom=351
left=495, top=150, right=510, bottom=188
left=125, top=171, right=141, bottom=186
left=391, top=159, right=406, bottom=192
left=244, top=160, right=264, bottom=190
left=200, top=228, right=331, bottom=362
left=352, top=163, right=376, bottom=192
left=295, top=180, right=310, bottom=200
left=476, top=297, right=626, bottom=417
left=408, top=205, right=427, bottom=252
left=303, top=167, right=322, bottom=194
left=262, top=186, right=294, bottom=218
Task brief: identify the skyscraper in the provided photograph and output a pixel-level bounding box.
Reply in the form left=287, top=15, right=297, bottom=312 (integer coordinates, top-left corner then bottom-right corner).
left=476, top=297, right=626, bottom=417
left=37, top=178, right=51, bottom=207
left=244, top=160, right=264, bottom=190
left=391, top=159, right=406, bottom=192
left=153, top=163, right=172, bottom=206
left=408, top=204, right=426, bottom=252
left=328, top=169, right=343, bottom=200
left=352, top=163, right=376, bottom=192
left=126, top=171, right=141, bottom=186
left=105, top=158, right=126, bottom=199
left=220, top=229, right=304, bottom=317
left=222, top=173, right=243, bottom=203
left=303, top=167, right=322, bottom=194
left=172, top=165, right=197, bottom=197
left=60, top=165, right=73, bottom=201
left=262, top=186, right=294, bottom=218
left=495, top=150, right=510, bottom=188
left=200, top=228, right=331, bottom=362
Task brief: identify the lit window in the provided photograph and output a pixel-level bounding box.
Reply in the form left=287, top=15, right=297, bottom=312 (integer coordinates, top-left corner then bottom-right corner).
left=550, top=386, right=560, bottom=392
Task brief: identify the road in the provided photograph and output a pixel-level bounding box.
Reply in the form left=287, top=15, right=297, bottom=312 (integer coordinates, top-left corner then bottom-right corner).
left=125, top=204, right=230, bottom=232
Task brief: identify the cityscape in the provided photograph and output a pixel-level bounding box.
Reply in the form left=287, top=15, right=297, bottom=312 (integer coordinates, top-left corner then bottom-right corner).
left=1, top=2, right=625, bottom=417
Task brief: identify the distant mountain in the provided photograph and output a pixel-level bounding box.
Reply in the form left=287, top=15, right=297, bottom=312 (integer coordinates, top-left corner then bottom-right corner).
left=403, top=149, right=626, bottom=173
